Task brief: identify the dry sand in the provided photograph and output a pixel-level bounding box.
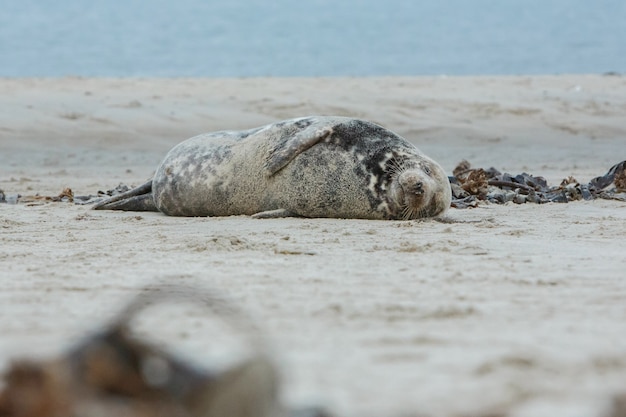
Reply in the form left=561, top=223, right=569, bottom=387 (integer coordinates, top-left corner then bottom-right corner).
left=1, top=76, right=625, bottom=417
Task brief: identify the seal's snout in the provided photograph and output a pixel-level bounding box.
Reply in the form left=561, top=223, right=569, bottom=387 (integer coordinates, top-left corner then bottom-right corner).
left=400, top=173, right=425, bottom=196
left=411, top=181, right=423, bottom=195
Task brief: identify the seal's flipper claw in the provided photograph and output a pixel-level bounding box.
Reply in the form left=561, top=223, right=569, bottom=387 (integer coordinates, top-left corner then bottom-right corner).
left=92, top=180, right=156, bottom=211
left=251, top=209, right=301, bottom=219
left=265, top=125, right=333, bottom=176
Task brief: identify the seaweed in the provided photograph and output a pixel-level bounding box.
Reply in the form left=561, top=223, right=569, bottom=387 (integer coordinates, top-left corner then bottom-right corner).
left=450, top=160, right=626, bottom=209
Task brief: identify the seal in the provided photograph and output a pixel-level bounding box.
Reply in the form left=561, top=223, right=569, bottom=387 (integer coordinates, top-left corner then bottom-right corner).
left=93, top=116, right=451, bottom=220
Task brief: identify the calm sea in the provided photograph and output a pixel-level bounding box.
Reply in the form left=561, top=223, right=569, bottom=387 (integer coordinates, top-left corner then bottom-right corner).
left=1, top=0, right=625, bottom=77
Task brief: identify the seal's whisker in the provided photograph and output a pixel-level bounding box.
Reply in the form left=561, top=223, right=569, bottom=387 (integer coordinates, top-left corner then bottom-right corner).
left=387, top=166, right=401, bottom=179
left=387, top=158, right=408, bottom=179
left=402, top=204, right=415, bottom=221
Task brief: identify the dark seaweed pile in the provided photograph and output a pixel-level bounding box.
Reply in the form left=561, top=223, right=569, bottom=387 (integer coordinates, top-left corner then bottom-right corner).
left=0, top=184, right=133, bottom=206
left=449, top=160, right=626, bottom=209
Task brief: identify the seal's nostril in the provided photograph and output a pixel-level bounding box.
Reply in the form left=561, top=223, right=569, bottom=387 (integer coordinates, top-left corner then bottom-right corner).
left=413, top=182, right=423, bottom=194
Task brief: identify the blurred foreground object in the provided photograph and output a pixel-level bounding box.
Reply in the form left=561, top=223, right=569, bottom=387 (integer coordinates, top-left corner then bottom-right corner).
left=0, top=287, right=326, bottom=417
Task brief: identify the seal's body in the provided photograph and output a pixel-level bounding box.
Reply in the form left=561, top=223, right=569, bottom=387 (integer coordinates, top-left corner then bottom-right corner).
left=94, top=116, right=451, bottom=220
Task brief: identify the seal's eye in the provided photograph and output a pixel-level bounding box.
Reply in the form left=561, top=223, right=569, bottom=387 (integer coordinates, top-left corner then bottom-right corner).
left=423, top=165, right=432, bottom=176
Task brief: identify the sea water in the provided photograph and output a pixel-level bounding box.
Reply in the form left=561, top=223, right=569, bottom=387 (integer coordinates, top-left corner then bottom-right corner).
left=1, top=0, right=625, bottom=77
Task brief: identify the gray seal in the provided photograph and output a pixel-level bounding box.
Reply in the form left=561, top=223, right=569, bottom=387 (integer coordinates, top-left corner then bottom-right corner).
left=93, top=116, right=451, bottom=220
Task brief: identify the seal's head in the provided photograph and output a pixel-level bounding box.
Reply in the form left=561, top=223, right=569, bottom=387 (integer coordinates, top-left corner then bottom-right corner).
left=388, top=156, right=452, bottom=219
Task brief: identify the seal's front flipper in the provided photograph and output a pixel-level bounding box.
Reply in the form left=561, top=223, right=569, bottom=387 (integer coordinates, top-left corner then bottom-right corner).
left=251, top=209, right=301, bottom=219
left=265, top=125, right=333, bottom=176
left=92, top=180, right=157, bottom=212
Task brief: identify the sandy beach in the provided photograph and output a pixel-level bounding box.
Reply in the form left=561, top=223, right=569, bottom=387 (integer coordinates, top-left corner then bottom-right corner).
left=1, top=75, right=625, bottom=417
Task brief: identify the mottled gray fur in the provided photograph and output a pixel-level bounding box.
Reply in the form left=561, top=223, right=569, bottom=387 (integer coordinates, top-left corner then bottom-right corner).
left=93, top=116, right=451, bottom=220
